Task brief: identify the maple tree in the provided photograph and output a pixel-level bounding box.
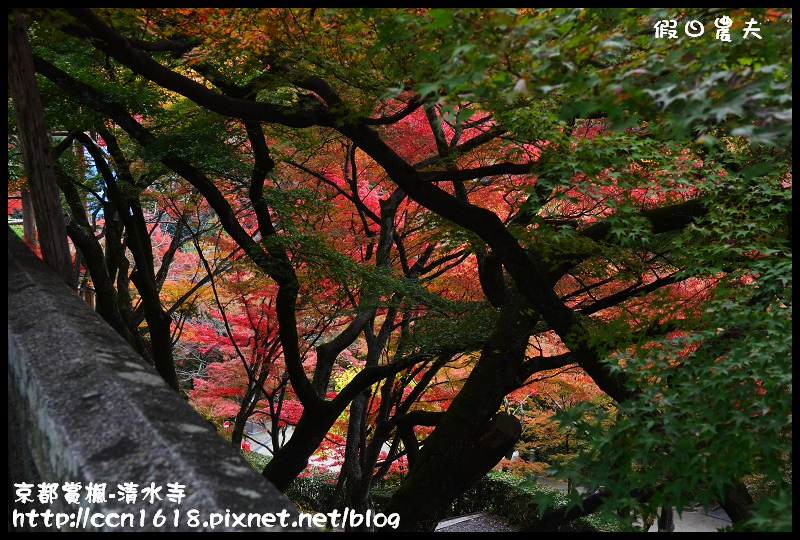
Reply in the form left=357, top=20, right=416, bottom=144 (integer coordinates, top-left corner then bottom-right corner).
left=182, top=273, right=292, bottom=453
left=9, top=7, right=791, bottom=532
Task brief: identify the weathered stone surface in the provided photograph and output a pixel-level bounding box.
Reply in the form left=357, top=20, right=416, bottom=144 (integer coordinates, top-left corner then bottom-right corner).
left=7, top=228, right=316, bottom=531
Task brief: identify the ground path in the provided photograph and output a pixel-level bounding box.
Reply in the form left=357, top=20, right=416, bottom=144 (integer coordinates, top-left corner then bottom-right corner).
left=435, top=477, right=732, bottom=533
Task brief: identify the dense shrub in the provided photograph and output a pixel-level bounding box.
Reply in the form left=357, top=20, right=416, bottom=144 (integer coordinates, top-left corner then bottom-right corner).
left=242, top=450, right=271, bottom=473
left=284, top=470, right=339, bottom=514
left=445, top=472, right=627, bottom=532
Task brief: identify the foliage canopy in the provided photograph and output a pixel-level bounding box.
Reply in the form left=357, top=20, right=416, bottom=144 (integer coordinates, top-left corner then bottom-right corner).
left=9, top=7, right=791, bottom=532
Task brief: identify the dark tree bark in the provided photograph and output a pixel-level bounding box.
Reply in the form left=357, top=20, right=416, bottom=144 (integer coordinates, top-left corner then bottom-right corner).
left=20, top=189, right=36, bottom=248
left=721, top=479, right=754, bottom=524
left=340, top=388, right=370, bottom=529
left=338, top=313, right=396, bottom=530
left=477, top=249, right=506, bottom=307
left=385, top=292, right=532, bottom=531
left=261, top=407, right=342, bottom=492
left=51, top=134, right=149, bottom=357
left=658, top=506, right=675, bottom=532
left=522, top=490, right=610, bottom=532
left=8, top=12, right=74, bottom=287
left=78, top=128, right=180, bottom=392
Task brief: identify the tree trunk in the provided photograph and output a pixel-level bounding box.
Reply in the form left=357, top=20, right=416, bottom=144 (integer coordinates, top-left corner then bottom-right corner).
left=385, top=294, right=531, bottom=531
left=657, top=506, right=675, bottom=532
left=8, top=13, right=74, bottom=287
left=340, top=390, right=371, bottom=530
left=720, top=479, right=754, bottom=524
left=58, top=168, right=145, bottom=353
left=20, top=189, right=36, bottom=248
left=389, top=412, right=522, bottom=531
left=231, top=362, right=271, bottom=450
left=262, top=407, right=340, bottom=491
left=88, top=127, right=179, bottom=392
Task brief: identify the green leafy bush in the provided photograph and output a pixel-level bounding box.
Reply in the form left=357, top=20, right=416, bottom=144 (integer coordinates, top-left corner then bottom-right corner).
left=285, top=470, right=339, bottom=513
left=242, top=450, right=271, bottom=473
left=381, top=470, right=626, bottom=532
